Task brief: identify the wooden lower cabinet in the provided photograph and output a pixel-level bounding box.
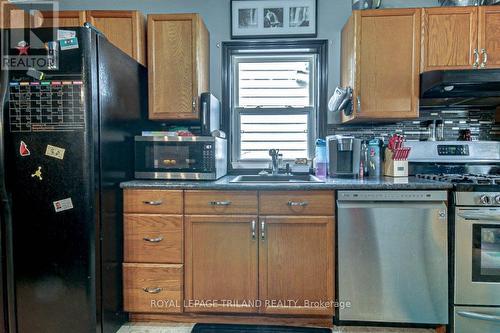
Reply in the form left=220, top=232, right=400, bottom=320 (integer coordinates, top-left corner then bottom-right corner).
left=259, top=216, right=335, bottom=316
left=184, top=215, right=259, bottom=313
left=123, top=263, right=183, bottom=313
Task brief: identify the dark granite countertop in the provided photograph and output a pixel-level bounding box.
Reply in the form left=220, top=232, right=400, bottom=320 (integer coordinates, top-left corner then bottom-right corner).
left=120, top=176, right=452, bottom=191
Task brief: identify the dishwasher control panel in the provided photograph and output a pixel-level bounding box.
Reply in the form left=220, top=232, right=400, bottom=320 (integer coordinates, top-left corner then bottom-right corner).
left=338, top=191, right=448, bottom=202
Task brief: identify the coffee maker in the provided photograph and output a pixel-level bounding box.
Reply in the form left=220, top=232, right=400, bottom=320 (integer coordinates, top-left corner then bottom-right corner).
left=326, top=136, right=362, bottom=177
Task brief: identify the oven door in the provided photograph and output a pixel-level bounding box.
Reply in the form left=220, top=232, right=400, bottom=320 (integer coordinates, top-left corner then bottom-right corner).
left=135, top=137, right=215, bottom=178
left=454, top=306, right=500, bottom=333
left=455, top=207, right=500, bottom=306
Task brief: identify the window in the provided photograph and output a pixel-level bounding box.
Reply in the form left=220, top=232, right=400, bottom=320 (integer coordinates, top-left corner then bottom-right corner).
left=224, top=41, right=326, bottom=169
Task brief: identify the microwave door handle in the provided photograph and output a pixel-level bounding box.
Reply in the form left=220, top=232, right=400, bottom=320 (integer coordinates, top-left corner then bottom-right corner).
left=457, top=311, right=500, bottom=323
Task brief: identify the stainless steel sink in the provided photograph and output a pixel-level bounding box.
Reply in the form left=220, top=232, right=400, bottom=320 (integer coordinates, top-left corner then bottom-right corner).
left=230, top=174, right=324, bottom=183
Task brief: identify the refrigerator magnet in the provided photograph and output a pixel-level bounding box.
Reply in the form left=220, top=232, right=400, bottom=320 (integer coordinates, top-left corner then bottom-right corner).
left=19, top=141, right=30, bottom=157
left=59, top=37, right=79, bottom=51
left=53, top=198, right=73, bottom=213
left=45, top=145, right=65, bottom=160
left=31, top=166, right=42, bottom=181
left=57, top=29, right=76, bottom=41
left=26, top=67, right=45, bottom=81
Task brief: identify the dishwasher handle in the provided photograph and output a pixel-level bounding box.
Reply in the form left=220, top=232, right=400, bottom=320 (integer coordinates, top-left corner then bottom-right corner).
left=457, top=311, right=500, bottom=323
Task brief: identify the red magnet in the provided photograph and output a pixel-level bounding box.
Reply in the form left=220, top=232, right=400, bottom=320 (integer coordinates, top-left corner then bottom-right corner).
left=19, top=141, right=30, bottom=157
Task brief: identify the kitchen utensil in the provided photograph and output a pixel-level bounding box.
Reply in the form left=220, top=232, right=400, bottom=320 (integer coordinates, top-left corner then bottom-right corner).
left=439, top=0, right=486, bottom=6
left=353, top=0, right=382, bottom=9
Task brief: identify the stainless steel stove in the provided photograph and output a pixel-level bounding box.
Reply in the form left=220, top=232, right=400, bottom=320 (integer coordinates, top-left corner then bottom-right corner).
left=408, top=141, right=500, bottom=333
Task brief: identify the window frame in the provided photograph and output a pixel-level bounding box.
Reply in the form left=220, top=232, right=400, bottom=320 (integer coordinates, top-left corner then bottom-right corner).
left=221, top=40, right=328, bottom=172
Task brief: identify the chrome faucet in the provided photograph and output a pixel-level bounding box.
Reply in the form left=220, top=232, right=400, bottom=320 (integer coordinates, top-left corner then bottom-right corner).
left=269, top=149, right=280, bottom=175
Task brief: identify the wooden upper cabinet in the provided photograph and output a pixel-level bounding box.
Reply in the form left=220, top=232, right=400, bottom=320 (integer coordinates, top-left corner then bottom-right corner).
left=478, top=6, right=500, bottom=69
left=86, top=10, right=146, bottom=65
left=259, top=216, right=334, bottom=316
left=184, top=215, right=258, bottom=314
left=148, top=14, right=209, bottom=121
left=1, top=2, right=31, bottom=28
left=422, top=7, right=478, bottom=71
left=33, top=10, right=85, bottom=28
left=341, top=9, right=421, bottom=123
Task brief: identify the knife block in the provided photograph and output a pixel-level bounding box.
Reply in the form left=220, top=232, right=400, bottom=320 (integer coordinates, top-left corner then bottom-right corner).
left=383, top=148, right=408, bottom=177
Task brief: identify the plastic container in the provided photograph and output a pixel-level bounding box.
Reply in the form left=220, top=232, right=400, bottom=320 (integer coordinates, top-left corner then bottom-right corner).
left=314, top=139, right=327, bottom=178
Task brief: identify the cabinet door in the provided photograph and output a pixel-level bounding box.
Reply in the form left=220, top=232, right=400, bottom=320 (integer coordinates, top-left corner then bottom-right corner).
left=148, top=14, right=209, bottom=121
left=148, top=14, right=209, bottom=120
left=479, top=6, right=500, bottom=69
left=86, top=10, right=146, bottom=66
left=1, top=2, right=31, bottom=28
left=33, top=10, right=85, bottom=28
left=422, top=7, right=478, bottom=71
left=259, top=216, right=334, bottom=316
left=185, top=215, right=258, bottom=313
left=354, top=9, right=421, bottom=121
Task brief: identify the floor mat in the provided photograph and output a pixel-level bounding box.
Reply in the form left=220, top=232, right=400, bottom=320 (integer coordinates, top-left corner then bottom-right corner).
left=191, top=324, right=331, bottom=333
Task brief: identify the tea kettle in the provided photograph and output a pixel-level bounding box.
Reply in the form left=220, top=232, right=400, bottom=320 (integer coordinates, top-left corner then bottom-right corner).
left=352, top=0, right=382, bottom=10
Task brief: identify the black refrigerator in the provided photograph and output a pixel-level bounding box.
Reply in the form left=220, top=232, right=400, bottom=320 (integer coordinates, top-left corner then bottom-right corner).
left=0, top=26, right=147, bottom=333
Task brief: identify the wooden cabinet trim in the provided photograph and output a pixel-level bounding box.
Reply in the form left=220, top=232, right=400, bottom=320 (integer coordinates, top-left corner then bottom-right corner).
left=258, top=191, right=335, bottom=216
left=478, top=6, right=500, bottom=69
left=34, top=10, right=86, bottom=28
left=124, top=189, right=183, bottom=214
left=185, top=190, right=258, bottom=215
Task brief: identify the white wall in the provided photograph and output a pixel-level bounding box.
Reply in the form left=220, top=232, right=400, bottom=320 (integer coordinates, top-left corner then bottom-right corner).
left=58, top=0, right=440, bottom=99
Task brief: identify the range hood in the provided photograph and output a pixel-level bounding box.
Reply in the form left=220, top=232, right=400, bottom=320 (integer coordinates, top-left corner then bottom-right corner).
left=420, top=69, right=500, bottom=108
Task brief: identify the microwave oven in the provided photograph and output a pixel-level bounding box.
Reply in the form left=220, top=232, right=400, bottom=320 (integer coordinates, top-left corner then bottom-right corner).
left=134, top=136, right=227, bottom=180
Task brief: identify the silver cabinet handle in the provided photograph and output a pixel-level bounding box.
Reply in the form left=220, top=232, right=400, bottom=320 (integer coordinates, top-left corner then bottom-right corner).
left=209, top=200, right=232, bottom=206
left=142, top=200, right=163, bottom=206
left=356, top=96, right=361, bottom=113
left=458, top=212, right=500, bottom=222
left=251, top=220, right=256, bottom=240
left=457, top=311, right=500, bottom=323
left=143, top=287, right=162, bottom=294
left=287, top=201, right=309, bottom=207
left=261, top=221, right=265, bottom=240
left=473, top=49, right=480, bottom=68
left=192, top=97, right=197, bottom=113
left=143, top=236, right=164, bottom=243
left=481, top=48, right=488, bottom=68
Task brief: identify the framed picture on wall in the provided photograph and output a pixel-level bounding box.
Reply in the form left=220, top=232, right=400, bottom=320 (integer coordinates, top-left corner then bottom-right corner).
left=231, top=0, right=317, bottom=39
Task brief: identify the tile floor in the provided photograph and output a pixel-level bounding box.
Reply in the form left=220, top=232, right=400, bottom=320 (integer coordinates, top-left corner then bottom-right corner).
left=117, top=323, right=436, bottom=333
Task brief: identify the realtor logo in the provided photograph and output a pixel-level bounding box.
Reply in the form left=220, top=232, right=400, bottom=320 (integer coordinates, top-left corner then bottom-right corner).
left=1, top=1, right=60, bottom=70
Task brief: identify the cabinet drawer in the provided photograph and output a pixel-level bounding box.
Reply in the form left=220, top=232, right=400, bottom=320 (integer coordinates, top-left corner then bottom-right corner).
left=185, top=191, right=258, bottom=215
left=124, top=215, right=183, bottom=263
left=123, top=263, right=183, bottom=313
left=124, top=190, right=183, bottom=214
left=259, top=191, right=335, bottom=216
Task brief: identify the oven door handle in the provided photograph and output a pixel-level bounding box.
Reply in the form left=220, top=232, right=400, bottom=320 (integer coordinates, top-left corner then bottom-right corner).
left=458, top=212, right=500, bottom=222
left=457, top=311, right=500, bottom=323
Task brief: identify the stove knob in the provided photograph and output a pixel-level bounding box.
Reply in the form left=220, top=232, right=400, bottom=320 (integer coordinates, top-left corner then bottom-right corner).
left=495, top=195, right=500, bottom=204
left=480, top=195, right=492, bottom=205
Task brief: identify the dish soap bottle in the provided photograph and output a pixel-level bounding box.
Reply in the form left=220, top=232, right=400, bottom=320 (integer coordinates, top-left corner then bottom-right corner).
left=314, top=139, right=327, bottom=178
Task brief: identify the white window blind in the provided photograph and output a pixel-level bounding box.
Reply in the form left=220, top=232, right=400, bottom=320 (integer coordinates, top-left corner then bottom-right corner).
left=231, top=53, right=317, bottom=167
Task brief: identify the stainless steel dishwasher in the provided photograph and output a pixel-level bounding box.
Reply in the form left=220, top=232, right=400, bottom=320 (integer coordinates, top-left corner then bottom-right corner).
left=337, top=191, right=449, bottom=325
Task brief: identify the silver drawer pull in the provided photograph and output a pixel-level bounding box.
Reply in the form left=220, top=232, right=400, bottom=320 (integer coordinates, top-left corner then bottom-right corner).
left=457, top=311, right=500, bottom=323
left=143, top=287, right=162, bottom=294
left=143, top=236, right=164, bottom=243
left=209, top=200, right=232, bottom=206
left=142, top=200, right=163, bottom=206
left=287, top=201, right=309, bottom=207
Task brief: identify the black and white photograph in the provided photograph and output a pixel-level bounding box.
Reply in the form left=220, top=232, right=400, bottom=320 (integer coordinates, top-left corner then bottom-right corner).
left=231, top=0, right=316, bottom=38
left=289, top=6, right=310, bottom=27
left=263, top=8, right=284, bottom=28
left=238, top=8, right=258, bottom=28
